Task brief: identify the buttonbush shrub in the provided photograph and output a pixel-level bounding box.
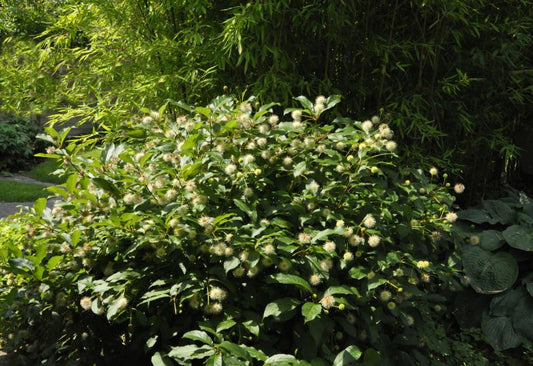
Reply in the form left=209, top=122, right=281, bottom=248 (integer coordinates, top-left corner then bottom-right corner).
left=1, top=96, right=474, bottom=365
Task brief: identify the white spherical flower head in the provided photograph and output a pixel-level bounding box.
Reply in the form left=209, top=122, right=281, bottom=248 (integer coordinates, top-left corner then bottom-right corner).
left=336, top=220, right=345, bottom=228
left=445, top=212, right=458, bottom=223
left=298, top=232, right=311, bottom=244
left=454, top=183, right=465, bottom=194
left=264, top=244, right=276, bottom=255
left=363, top=214, right=376, bottom=228
left=282, top=156, right=293, bottom=166
left=416, top=260, right=430, bottom=269
left=309, top=273, right=322, bottom=286
left=316, top=144, right=326, bottom=153
left=225, top=164, right=237, bottom=175
left=244, top=187, right=254, bottom=197
left=243, top=154, right=255, bottom=165
left=320, top=259, right=333, bottom=271
left=379, top=290, right=392, bottom=302
left=268, top=114, right=279, bottom=125
left=142, top=116, right=153, bottom=124
left=323, top=241, right=336, bottom=253
left=385, top=141, right=397, bottom=152
left=198, top=216, right=213, bottom=227
left=307, top=180, right=320, bottom=194
left=368, top=235, right=381, bottom=247
left=349, top=234, right=362, bottom=246
left=336, top=141, right=346, bottom=150
left=371, top=115, right=380, bottom=124
left=429, top=167, right=438, bottom=176
left=319, top=295, right=336, bottom=309
left=470, top=235, right=480, bottom=245
left=315, top=96, right=327, bottom=105
left=209, top=287, right=227, bottom=301
left=258, top=124, right=270, bottom=134
left=291, top=110, right=302, bottom=121
left=362, top=120, right=373, bottom=133
left=292, top=121, right=303, bottom=129
left=80, top=297, right=92, bottom=311
left=257, top=137, right=267, bottom=148
left=343, top=252, right=354, bottom=261
left=314, top=103, right=324, bottom=114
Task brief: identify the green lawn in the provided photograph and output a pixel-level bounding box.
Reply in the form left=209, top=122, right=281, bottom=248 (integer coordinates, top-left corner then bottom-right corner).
left=21, top=159, right=65, bottom=184
left=0, top=181, right=49, bottom=201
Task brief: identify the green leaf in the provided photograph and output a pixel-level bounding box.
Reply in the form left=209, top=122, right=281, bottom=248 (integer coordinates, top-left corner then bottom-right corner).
left=46, top=256, right=63, bottom=271
left=462, top=246, right=519, bottom=294
left=302, top=302, right=322, bottom=323
left=324, top=286, right=358, bottom=297
left=206, top=353, right=222, bottom=366
left=234, top=199, right=257, bottom=222
left=92, top=177, right=120, bottom=197
left=483, top=200, right=515, bottom=225
left=271, top=273, right=312, bottom=292
left=481, top=315, right=522, bottom=351
left=333, top=345, right=362, bottom=365
left=33, top=198, right=47, bottom=217
left=457, top=209, right=494, bottom=224
left=219, top=341, right=250, bottom=361
left=216, top=320, right=236, bottom=333
left=263, top=297, right=301, bottom=319
left=242, top=320, right=260, bottom=336
left=151, top=352, right=171, bottom=366
left=478, top=230, right=505, bottom=251
left=293, top=161, right=307, bottom=177
left=224, top=257, right=240, bottom=273
left=295, top=96, right=313, bottom=110
left=348, top=267, right=367, bottom=280
left=502, top=225, right=533, bottom=251
left=264, top=354, right=298, bottom=365
left=183, top=330, right=214, bottom=346
left=168, top=345, right=199, bottom=359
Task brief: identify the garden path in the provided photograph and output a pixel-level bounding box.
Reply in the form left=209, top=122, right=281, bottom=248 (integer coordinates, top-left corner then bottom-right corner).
left=0, top=175, right=57, bottom=219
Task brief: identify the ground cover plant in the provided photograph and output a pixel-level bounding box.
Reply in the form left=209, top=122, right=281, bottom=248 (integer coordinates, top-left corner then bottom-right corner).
left=0, top=95, right=496, bottom=365
left=453, top=190, right=533, bottom=359
left=0, top=114, right=44, bottom=173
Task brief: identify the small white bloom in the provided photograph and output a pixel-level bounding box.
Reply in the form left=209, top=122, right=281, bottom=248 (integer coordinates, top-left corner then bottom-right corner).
left=321, top=259, right=333, bottom=271
left=268, top=115, right=279, bottom=125
left=362, top=120, right=373, bottom=133
left=363, top=215, right=376, bottom=228
left=291, top=110, right=302, bottom=121
left=385, top=141, right=397, bottom=152
left=225, top=164, right=237, bottom=175
left=429, top=167, right=438, bottom=176
left=209, top=287, right=227, bottom=301
left=283, top=156, right=293, bottom=166
left=309, top=273, right=322, bottom=286
left=298, top=232, right=311, bottom=244
left=343, top=252, right=354, bottom=261
left=307, top=180, right=320, bottom=194
left=257, top=137, right=267, bottom=148
left=243, top=154, right=255, bottom=165
left=319, top=295, right=335, bottom=309
left=454, top=183, right=465, bottom=194
left=379, top=290, right=392, bottom=302
left=264, top=244, right=276, bottom=255
left=198, top=216, right=213, bottom=227
left=445, top=212, right=458, bottom=223
left=323, top=241, right=336, bottom=253
left=80, top=297, right=92, bottom=311
left=315, top=96, right=327, bottom=105
left=368, top=235, right=380, bottom=247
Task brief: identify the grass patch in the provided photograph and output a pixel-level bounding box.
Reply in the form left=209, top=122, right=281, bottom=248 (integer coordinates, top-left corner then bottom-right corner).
left=21, top=159, right=65, bottom=184
left=0, top=181, right=49, bottom=202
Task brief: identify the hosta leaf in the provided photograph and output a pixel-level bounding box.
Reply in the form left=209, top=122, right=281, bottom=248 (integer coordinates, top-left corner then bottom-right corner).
left=457, top=209, right=494, bottom=224
left=462, top=246, right=518, bottom=294
left=478, top=230, right=505, bottom=251
left=481, top=315, right=522, bottom=351
left=482, top=200, right=515, bottom=225
left=502, top=225, right=533, bottom=251
left=512, top=296, right=533, bottom=340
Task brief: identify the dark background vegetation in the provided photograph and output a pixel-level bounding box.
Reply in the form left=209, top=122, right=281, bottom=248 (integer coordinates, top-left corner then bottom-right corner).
left=1, top=0, right=532, bottom=202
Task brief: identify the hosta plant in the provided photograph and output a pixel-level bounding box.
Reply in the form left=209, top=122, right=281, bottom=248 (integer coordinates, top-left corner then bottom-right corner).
left=454, top=190, right=533, bottom=352
left=1, top=95, right=464, bottom=365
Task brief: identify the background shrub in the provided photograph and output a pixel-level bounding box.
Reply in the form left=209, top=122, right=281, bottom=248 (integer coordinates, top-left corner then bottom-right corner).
left=0, top=114, right=44, bottom=172
left=0, top=95, right=507, bottom=365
